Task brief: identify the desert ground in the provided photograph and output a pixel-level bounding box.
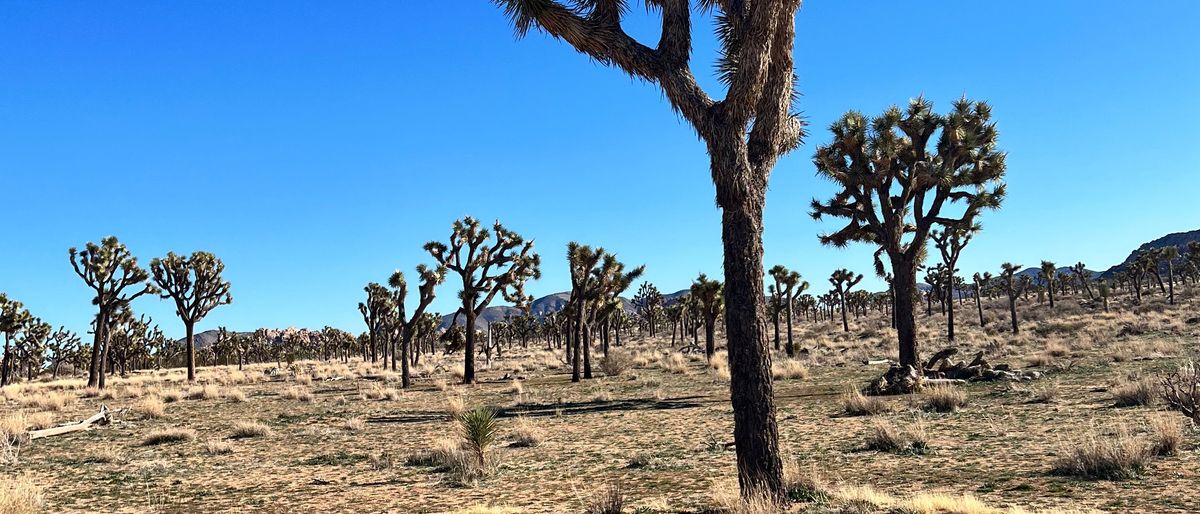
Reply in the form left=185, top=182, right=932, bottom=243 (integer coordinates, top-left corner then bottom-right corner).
left=2, top=293, right=1198, bottom=514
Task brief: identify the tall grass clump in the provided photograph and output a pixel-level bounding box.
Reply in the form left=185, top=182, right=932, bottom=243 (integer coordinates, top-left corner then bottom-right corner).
left=1051, top=426, right=1149, bottom=480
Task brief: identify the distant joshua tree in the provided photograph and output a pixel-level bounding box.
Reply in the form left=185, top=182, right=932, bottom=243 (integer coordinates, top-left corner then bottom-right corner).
left=1000, top=263, right=1028, bottom=334
left=631, top=282, right=663, bottom=337
left=359, top=282, right=393, bottom=367
left=388, top=263, right=446, bottom=387
left=1039, top=261, right=1057, bottom=309
left=0, top=294, right=32, bottom=387
left=491, top=0, right=805, bottom=498
left=150, top=251, right=233, bottom=382
left=70, top=237, right=159, bottom=389
left=1071, top=262, right=1094, bottom=299
left=426, top=217, right=540, bottom=384
left=1161, top=246, right=1179, bottom=305
left=828, top=269, right=863, bottom=333
left=972, top=272, right=992, bottom=327
left=931, top=226, right=977, bottom=342
left=1097, top=279, right=1112, bottom=313
left=690, top=273, right=724, bottom=360
left=811, top=98, right=1006, bottom=369
left=46, top=326, right=81, bottom=378
left=768, top=265, right=806, bottom=357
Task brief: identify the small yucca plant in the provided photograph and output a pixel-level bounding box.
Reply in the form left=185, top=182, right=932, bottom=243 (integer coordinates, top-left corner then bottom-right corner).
left=457, top=406, right=498, bottom=470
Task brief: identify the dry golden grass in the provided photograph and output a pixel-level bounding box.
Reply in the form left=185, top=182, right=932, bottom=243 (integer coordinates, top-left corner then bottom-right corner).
left=1111, top=378, right=1156, bottom=407
left=186, top=384, right=222, bottom=400
left=343, top=418, right=367, bottom=432
left=1051, top=425, right=1149, bottom=480
left=658, top=353, right=689, bottom=374
left=80, top=447, right=122, bottom=464
left=864, top=418, right=929, bottom=455
left=842, top=388, right=892, bottom=416
left=159, top=389, right=184, bottom=403
left=133, top=396, right=166, bottom=419
left=204, top=440, right=234, bottom=455
left=921, top=385, right=968, bottom=413
left=771, top=358, right=809, bottom=380
left=23, top=413, right=54, bottom=431
left=140, top=428, right=197, bottom=446
left=230, top=421, right=274, bottom=439
left=508, top=417, right=543, bottom=448
left=1148, top=415, right=1184, bottom=457
left=20, top=391, right=74, bottom=412
left=280, top=387, right=313, bottom=402
left=0, top=475, right=45, bottom=514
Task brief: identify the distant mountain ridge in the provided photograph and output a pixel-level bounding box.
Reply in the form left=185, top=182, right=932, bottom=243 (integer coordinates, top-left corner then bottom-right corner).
left=1100, top=228, right=1200, bottom=279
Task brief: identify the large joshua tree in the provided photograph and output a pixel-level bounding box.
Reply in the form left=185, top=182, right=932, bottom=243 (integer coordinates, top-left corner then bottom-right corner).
left=828, top=269, right=862, bottom=333
left=70, top=237, right=159, bottom=389
left=1071, top=262, right=1094, bottom=300
left=931, top=225, right=977, bottom=342
left=150, top=251, right=233, bottom=382
left=811, top=98, right=1006, bottom=369
left=426, top=217, right=540, bottom=384
left=388, top=263, right=446, bottom=388
left=491, top=0, right=804, bottom=497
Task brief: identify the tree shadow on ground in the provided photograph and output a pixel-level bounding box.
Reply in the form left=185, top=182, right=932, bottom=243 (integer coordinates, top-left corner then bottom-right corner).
left=366, top=396, right=706, bottom=424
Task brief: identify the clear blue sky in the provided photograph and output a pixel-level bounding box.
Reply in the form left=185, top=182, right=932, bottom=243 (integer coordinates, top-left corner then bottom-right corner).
left=2, top=2, right=1197, bottom=339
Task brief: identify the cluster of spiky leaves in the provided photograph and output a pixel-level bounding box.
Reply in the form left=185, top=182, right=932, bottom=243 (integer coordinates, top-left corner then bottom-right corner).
left=69, top=236, right=158, bottom=309
left=425, top=217, right=541, bottom=314
left=810, top=97, right=1006, bottom=268
left=690, top=272, right=724, bottom=319
left=150, top=251, right=232, bottom=324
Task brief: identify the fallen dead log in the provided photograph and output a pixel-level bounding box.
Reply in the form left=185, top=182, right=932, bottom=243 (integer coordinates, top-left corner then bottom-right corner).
left=28, top=405, right=111, bottom=441
left=923, top=378, right=967, bottom=386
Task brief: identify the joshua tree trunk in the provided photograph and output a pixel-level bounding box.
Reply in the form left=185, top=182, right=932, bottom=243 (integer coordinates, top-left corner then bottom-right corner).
left=184, top=321, right=196, bottom=382
left=891, top=257, right=921, bottom=368
left=583, top=323, right=593, bottom=379
left=784, top=300, right=795, bottom=357
left=946, top=286, right=956, bottom=342
left=721, top=192, right=783, bottom=498
left=1168, top=262, right=1176, bottom=305
left=975, top=285, right=985, bottom=327
left=0, top=334, right=9, bottom=387
left=771, top=310, right=780, bottom=351
left=1047, top=282, right=1055, bottom=309
left=704, top=316, right=715, bottom=359
left=463, top=309, right=477, bottom=384
left=571, top=308, right=583, bottom=383
left=86, top=309, right=107, bottom=388
left=1008, top=296, right=1019, bottom=334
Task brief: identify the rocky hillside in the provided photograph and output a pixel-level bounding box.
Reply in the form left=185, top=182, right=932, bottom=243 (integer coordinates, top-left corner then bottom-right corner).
left=1101, top=228, right=1200, bottom=278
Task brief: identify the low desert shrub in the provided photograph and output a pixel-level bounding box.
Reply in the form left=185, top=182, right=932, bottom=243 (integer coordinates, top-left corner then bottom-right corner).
left=1149, top=415, right=1184, bottom=457
left=281, top=387, right=313, bottom=402
left=230, top=421, right=273, bottom=439
left=204, top=440, right=233, bottom=455
left=0, top=475, right=45, bottom=514
left=920, top=386, right=967, bottom=413
left=842, top=389, right=892, bottom=416
left=133, top=397, right=166, bottom=419
left=225, top=389, right=248, bottom=403
left=658, top=353, right=689, bottom=374
left=863, top=418, right=928, bottom=455
left=1112, top=378, right=1156, bottom=407
left=141, top=428, right=197, bottom=446
left=598, top=351, right=633, bottom=377
left=585, top=483, right=624, bottom=514
left=186, top=384, right=221, bottom=400
left=343, top=418, right=367, bottom=432
left=509, top=416, right=543, bottom=448
left=772, top=359, right=809, bottom=380
left=1051, top=426, right=1148, bottom=480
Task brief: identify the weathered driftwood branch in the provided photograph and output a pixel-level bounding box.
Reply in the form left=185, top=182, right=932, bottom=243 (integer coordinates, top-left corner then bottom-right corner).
left=28, top=405, right=111, bottom=440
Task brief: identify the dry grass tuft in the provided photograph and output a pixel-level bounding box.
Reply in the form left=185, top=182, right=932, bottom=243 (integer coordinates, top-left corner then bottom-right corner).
left=204, top=440, right=234, bottom=455
left=21, top=391, right=74, bottom=412
left=598, top=351, right=634, bottom=377
left=225, top=388, right=248, bottom=403
left=230, top=421, right=274, bottom=439
left=81, top=447, right=122, bottom=464
left=1112, top=378, right=1156, bottom=407
left=186, top=384, right=222, bottom=400
left=771, top=359, right=809, bottom=380
left=842, top=388, right=892, bottom=416
left=446, top=395, right=466, bottom=420
left=23, top=413, right=54, bottom=431
left=508, top=416, right=543, bottom=448
left=133, top=396, right=166, bottom=419
left=921, top=386, right=967, bottom=413
left=344, top=418, right=367, bottom=432
left=658, top=353, right=689, bottom=374
left=160, top=390, right=184, bottom=403
left=507, top=379, right=524, bottom=396
left=0, top=475, right=45, bottom=514
left=1148, top=415, right=1184, bottom=457
left=280, top=387, right=313, bottom=402
left=708, top=351, right=731, bottom=381
left=585, top=483, right=624, bottom=514
left=140, top=428, right=197, bottom=446
left=1051, top=426, right=1149, bottom=480
left=863, top=418, right=929, bottom=455
left=0, top=415, right=27, bottom=441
